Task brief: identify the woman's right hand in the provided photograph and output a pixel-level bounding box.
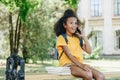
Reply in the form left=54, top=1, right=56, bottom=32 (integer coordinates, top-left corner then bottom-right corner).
left=75, top=27, right=85, bottom=38
left=81, top=64, right=91, bottom=71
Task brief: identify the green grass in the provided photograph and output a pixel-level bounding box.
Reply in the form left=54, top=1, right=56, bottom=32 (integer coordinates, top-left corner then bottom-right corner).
left=0, top=68, right=5, bottom=80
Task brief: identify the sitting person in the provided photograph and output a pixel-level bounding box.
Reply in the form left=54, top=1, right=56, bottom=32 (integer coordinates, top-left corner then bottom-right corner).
left=54, top=9, right=105, bottom=80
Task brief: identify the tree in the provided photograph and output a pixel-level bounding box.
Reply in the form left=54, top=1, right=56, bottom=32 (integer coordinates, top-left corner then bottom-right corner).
left=21, top=0, right=66, bottom=63
left=0, top=0, right=34, bottom=54
left=0, top=0, right=70, bottom=63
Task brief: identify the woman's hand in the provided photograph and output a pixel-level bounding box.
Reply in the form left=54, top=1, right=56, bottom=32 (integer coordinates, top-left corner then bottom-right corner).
left=81, top=64, right=91, bottom=71
left=75, top=27, right=92, bottom=54
left=75, top=27, right=85, bottom=38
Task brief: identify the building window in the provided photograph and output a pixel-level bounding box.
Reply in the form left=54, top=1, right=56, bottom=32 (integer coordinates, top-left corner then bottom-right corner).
left=114, top=0, right=120, bottom=16
left=115, top=30, right=120, bottom=49
left=91, top=31, right=103, bottom=49
left=90, top=0, right=102, bottom=17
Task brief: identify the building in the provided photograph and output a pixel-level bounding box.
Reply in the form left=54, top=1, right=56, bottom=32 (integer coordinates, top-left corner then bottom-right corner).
left=77, top=0, right=120, bottom=55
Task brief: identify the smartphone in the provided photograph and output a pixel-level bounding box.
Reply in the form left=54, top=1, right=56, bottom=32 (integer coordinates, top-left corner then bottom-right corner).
left=76, top=27, right=81, bottom=34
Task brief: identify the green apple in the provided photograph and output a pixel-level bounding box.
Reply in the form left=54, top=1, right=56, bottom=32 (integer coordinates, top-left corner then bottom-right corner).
left=52, top=60, right=59, bottom=67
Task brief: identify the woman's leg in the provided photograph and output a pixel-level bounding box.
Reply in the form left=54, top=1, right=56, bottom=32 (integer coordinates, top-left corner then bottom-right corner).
left=70, top=65, right=93, bottom=80
left=91, top=67, right=105, bottom=80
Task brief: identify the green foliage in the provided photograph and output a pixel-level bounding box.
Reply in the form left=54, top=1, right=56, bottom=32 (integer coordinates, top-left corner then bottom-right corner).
left=84, top=46, right=102, bottom=59
left=64, top=0, right=80, bottom=9
left=0, top=0, right=38, bottom=57
left=0, top=0, right=36, bottom=22
left=0, top=0, right=15, bottom=11
left=0, top=0, right=66, bottom=62
left=23, top=18, right=50, bottom=62
left=17, top=0, right=36, bottom=22
left=21, top=0, right=66, bottom=63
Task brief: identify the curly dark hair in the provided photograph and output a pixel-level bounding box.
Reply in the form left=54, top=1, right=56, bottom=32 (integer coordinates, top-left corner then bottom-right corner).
left=54, top=9, right=81, bottom=37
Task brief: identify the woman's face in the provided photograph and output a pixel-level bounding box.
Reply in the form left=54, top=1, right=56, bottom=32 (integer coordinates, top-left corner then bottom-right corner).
left=64, top=17, right=78, bottom=36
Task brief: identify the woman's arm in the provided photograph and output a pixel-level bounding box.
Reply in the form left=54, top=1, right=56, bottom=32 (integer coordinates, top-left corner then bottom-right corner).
left=62, top=46, right=90, bottom=71
left=75, top=27, right=92, bottom=54
left=81, top=36, right=92, bottom=54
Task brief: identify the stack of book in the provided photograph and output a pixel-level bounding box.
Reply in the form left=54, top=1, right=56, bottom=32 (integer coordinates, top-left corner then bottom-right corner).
left=45, top=67, right=71, bottom=75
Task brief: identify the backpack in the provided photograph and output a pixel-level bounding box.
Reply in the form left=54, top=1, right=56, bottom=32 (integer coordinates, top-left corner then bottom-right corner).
left=54, top=33, right=83, bottom=60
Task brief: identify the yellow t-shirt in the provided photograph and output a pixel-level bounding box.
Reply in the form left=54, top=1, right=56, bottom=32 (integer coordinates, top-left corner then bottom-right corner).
left=56, top=35, right=84, bottom=66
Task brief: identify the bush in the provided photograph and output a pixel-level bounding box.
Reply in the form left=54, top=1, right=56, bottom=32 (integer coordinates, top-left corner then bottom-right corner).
left=84, top=46, right=102, bottom=59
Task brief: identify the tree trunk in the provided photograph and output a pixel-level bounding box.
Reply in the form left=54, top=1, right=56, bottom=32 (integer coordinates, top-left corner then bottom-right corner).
left=9, top=12, right=21, bottom=55
left=9, top=12, right=14, bottom=55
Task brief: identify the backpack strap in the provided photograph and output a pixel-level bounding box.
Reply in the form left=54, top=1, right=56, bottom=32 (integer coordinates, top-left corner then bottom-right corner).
left=58, top=33, right=68, bottom=60
left=80, top=38, right=83, bottom=47
left=54, top=49, right=58, bottom=60
left=61, top=33, right=68, bottom=44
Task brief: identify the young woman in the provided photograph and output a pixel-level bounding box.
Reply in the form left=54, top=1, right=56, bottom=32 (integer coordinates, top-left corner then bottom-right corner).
left=54, top=9, right=105, bottom=80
